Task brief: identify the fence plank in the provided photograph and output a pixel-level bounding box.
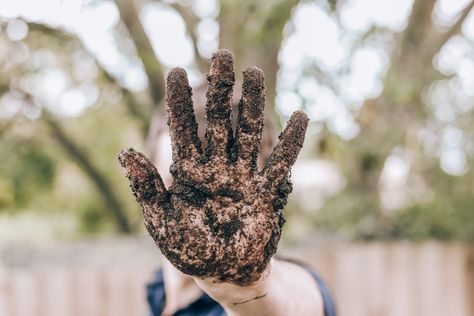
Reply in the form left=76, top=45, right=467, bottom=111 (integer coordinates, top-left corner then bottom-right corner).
left=0, top=268, right=14, bottom=316
left=1, top=242, right=472, bottom=316
left=466, top=246, right=474, bottom=316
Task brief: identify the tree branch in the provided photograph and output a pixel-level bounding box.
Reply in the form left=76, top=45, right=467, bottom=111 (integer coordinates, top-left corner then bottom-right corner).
left=21, top=18, right=152, bottom=135
left=43, top=112, right=133, bottom=233
left=114, top=0, right=166, bottom=106
left=398, top=0, right=437, bottom=62
left=11, top=87, right=133, bottom=233
left=0, top=118, right=15, bottom=136
left=99, top=69, right=150, bottom=135
left=169, top=2, right=208, bottom=72
left=433, top=0, right=474, bottom=55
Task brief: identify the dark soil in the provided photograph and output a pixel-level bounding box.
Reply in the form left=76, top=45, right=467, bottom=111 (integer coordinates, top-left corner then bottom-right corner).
left=118, top=49, right=309, bottom=285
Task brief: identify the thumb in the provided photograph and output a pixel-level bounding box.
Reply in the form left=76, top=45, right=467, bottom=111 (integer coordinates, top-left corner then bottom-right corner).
left=118, top=148, right=168, bottom=206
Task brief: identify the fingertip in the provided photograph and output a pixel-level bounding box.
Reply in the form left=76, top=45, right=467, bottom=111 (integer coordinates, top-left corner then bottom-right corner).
left=288, top=110, right=309, bottom=132
left=118, top=147, right=136, bottom=167
left=279, top=110, right=309, bottom=154
left=212, top=49, right=234, bottom=63
left=118, top=147, right=153, bottom=175
left=243, top=66, right=264, bottom=79
left=243, top=66, right=265, bottom=88
left=290, top=110, right=309, bottom=124
left=167, top=67, right=188, bottom=82
left=166, top=67, right=191, bottom=100
left=118, top=148, right=167, bottom=199
left=210, top=49, right=234, bottom=80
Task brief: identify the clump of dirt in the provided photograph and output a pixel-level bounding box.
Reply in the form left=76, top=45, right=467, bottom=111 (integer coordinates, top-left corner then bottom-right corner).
left=118, top=49, right=308, bottom=285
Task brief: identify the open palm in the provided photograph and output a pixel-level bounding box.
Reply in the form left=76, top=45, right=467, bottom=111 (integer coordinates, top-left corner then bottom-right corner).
left=119, top=49, right=308, bottom=285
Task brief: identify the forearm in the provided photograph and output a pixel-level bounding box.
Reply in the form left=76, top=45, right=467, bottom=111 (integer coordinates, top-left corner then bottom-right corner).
left=193, top=259, right=324, bottom=316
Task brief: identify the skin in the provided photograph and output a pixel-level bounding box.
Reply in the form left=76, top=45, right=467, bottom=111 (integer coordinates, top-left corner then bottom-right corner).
left=118, top=49, right=322, bottom=315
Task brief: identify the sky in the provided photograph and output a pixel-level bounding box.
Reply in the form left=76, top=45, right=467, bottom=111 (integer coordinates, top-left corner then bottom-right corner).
left=0, top=0, right=472, bottom=120
left=0, top=0, right=473, bottom=208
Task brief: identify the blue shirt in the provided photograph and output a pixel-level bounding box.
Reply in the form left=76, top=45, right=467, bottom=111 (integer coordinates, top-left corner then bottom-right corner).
left=147, top=260, right=336, bottom=316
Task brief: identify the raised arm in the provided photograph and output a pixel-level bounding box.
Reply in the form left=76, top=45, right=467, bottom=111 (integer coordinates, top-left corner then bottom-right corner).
left=118, top=49, right=323, bottom=315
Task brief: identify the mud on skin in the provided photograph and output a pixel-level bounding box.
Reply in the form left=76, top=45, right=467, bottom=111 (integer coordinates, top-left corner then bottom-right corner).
left=118, top=49, right=309, bottom=286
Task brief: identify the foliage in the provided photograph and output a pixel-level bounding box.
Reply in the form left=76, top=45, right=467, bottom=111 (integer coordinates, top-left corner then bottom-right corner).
left=0, top=131, right=56, bottom=209
left=388, top=200, right=474, bottom=241
left=1, top=0, right=474, bottom=240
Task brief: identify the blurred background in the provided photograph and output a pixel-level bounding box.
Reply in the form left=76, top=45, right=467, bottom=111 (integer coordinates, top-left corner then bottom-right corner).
left=0, top=0, right=473, bottom=315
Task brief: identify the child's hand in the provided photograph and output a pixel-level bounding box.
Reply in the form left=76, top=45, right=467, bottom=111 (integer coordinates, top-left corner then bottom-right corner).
left=118, top=49, right=308, bottom=285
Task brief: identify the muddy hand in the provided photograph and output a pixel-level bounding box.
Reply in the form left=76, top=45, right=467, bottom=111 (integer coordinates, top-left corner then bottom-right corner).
left=118, top=49, right=308, bottom=285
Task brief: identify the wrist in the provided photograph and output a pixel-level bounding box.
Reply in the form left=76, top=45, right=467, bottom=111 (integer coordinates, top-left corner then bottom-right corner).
left=193, top=259, right=274, bottom=305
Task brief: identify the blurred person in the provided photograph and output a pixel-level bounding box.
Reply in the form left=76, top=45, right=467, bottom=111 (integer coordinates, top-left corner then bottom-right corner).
left=119, top=49, right=336, bottom=316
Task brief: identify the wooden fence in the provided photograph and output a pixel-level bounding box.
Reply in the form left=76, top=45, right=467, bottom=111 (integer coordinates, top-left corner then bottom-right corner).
left=1, top=240, right=473, bottom=316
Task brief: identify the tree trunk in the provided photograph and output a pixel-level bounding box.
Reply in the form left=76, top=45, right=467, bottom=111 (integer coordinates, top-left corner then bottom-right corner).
left=334, top=0, right=473, bottom=215
left=218, top=0, right=300, bottom=161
